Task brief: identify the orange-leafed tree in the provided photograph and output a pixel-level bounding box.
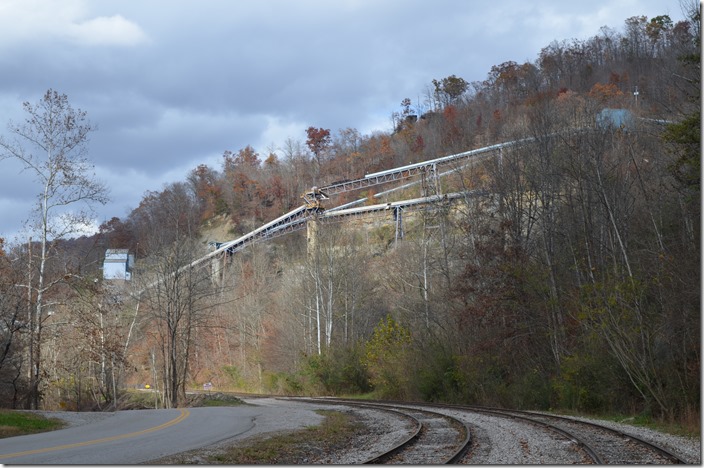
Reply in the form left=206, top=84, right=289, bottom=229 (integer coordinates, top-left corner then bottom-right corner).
left=222, top=146, right=263, bottom=225
left=589, top=82, right=625, bottom=106
left=306, top=127, right=331, bottom=181
left=188, top=164, right=224, bottom=221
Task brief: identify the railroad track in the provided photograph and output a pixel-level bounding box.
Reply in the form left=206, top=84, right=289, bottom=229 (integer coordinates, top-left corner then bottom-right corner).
left=290, top=398, right=471, bottom=464
left=464, top=406, right=686, bottom=464
left=294, top=397, right=687, bottom=464
left=361, top=405, right=470, bottom=464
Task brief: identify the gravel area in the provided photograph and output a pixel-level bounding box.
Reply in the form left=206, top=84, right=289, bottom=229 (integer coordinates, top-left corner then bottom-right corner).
left=256, top=401, right=587, bottom=464
left=323, top=403, right=701, bottom=465
left=390, top=405, right=586, bottom=464
left=282, top=402, right=701, bottom=465
left=557, top=414, right=701, bottom=464
left=235, top=397, right=326, bottom=435
left=458, top=410, right=587, bottom=464
left=310, top=406, right=414, bottom=464
left=330, top=404, right=701, bottom=465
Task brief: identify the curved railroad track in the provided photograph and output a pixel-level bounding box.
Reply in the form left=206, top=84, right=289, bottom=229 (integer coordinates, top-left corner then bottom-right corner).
left=290, top=398, right=471, bottom=464
left=463, top=406, right=686, bottom=464
left=295, top=397, right=687, bottom=464
left=360, top=405, right=470, bottom=464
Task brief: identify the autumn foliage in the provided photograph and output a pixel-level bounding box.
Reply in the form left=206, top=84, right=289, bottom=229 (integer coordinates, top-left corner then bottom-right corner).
left=0, top=11, right=699, bottom=426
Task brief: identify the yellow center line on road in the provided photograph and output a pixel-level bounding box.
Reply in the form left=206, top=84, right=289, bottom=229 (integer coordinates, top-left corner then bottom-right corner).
left=0, top=408, right=190, bottom=460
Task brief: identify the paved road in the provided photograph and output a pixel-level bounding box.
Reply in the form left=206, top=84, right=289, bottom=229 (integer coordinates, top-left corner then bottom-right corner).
left=0, top=406, right=267, bottom=464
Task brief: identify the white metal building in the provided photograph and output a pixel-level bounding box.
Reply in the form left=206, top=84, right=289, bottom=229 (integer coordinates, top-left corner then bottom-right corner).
left=103, top=249, right=134, bottom=280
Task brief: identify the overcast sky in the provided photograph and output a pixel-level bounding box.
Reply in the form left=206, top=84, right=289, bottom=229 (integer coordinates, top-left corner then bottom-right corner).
left=0, top=0, right=685, bottom=243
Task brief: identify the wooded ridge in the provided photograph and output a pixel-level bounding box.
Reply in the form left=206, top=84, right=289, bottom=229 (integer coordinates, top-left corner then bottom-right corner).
left=0, top=9, right=699, bottom=428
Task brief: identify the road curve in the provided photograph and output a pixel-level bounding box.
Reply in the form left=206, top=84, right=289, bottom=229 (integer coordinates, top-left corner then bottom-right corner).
left=0, top=407, right=263, bottom=464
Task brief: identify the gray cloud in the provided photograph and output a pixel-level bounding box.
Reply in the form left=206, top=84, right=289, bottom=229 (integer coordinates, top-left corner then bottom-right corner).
left=0, top=0, right=684, bottom=241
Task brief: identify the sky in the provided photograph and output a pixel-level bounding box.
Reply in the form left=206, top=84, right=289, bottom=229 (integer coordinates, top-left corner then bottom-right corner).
left=0, top=0, right=686, bottom=243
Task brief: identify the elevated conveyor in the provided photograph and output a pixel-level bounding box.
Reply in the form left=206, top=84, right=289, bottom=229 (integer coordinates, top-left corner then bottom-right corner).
left=316, top=137, right=532, bottom=197
left=142, top=137, right=531, bottom=292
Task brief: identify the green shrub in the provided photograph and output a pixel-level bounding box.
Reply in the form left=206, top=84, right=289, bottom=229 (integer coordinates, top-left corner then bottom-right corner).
left=413, top=346, right=465, bottom=402
left=262, top=370, right=315, bottom=396
left=302, top=344, right=371, bottom=395
left=553, top=350, right=616, bottom=413
left=362, top=315, right=412, bottom=399
left=221, top=365, right=247, bottom=389
left=511, top=366, right=551, bottom=410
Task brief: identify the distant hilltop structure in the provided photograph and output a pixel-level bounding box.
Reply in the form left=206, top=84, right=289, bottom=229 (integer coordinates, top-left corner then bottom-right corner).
left=597, top=108, right=634, bottom=130
left=103, top=248, right=134, bottom=281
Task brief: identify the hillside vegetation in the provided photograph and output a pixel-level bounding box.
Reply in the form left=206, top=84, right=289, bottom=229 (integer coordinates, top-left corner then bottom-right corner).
left=0, top=9, right=699, bottom=427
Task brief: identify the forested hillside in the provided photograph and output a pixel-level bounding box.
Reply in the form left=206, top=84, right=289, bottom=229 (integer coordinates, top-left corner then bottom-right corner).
left=0, top=10, right=699, bottom=425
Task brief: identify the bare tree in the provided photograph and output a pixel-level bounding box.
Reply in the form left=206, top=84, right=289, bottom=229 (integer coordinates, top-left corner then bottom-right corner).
left=133, top=183, right=214, bottom=408
left=139, top=238, right=213, bottom=408
left=60, top=277, right=128, bottom=410
left=0, top=240, right=28, bottom=407
left=0, top=89, right=109, bottom=409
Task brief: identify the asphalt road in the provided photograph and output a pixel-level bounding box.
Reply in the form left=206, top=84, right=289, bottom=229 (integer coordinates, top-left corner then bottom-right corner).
left=0, top=406, right=266, bottom=464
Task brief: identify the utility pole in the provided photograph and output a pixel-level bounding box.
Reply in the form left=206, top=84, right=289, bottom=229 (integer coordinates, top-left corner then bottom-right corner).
left=633, top=86, right=639, bottom=107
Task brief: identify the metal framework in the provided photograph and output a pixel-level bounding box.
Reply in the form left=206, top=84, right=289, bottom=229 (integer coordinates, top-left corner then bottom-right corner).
left=317, top=137, right=531, bottom=198
left=208, top=191, right=480, bottom=259
left=142, top=136, right=533, bottom=292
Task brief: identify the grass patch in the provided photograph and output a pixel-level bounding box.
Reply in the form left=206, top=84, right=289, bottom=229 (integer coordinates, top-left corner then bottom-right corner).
left=206, top=410, right=364, bottom=464
left=602, top=413, right=701, bottom=438
left=549, top=408, right=700, bottom=438
left=0, top=410, right=65, bottom=439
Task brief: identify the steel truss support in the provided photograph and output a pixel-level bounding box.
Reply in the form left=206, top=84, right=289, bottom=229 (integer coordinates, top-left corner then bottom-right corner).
left=394, top=206, right=404, bottom=245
